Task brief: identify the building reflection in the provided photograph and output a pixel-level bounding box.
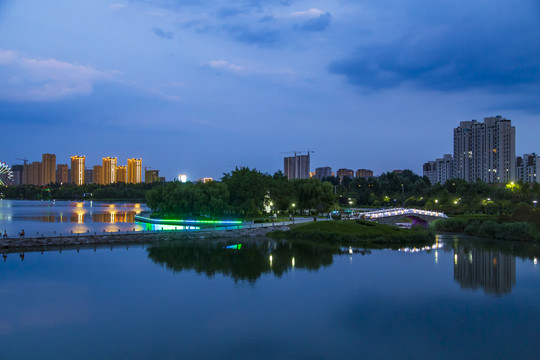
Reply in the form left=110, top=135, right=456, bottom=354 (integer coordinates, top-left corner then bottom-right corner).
left=454, top=246, right=516, bottom=295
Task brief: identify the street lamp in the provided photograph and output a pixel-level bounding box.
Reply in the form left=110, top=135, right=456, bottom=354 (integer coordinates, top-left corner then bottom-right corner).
left=534, top=200, right=538, bottom=208
left=291, top=203, right=296, bottom=223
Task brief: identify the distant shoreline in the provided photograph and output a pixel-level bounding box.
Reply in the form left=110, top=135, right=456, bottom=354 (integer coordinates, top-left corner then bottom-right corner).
left=0, top=226, right=286, bottom=254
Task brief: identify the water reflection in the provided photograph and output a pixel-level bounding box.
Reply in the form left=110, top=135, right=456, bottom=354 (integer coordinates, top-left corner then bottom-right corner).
left=454, top=246, right=516, bottom=295
left=147, top=240, right=341, bottom=282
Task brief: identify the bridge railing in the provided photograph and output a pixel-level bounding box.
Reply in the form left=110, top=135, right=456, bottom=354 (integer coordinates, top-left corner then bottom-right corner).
left=351, top=208, right=448, bottom=220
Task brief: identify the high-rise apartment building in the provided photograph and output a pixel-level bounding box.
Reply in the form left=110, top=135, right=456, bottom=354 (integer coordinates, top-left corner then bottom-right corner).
left=27, top=161, right=42, bottom=185
left=102, top=157, right=117, bottom=184
left=11, top=165, right=23, bottom=185
left=116, top=166, right=127, bottom=183
left=423, top=155, right=454, bottom=184
left=56, top=164, right=68, bottom=184
left=423, top=161, right=437, bottom=185
left=145, top=169, right=160, bottom=183
left=314, top=167, right=332, bottom=180
left=41, top=153, right=56, bottom=185
left=85, top=168, right=93, bottom=184
left=93, top=165, right=102, bottom=185
left=454, top=116, right=516, bottom=183
left=356, top=169, right=373, bottom=178
left=337, top=169, right=354, bottom=179
left=516, top=153, right=539, bottom=183
left=284, top=152, right=310, bottom=179
left=127, top=158, right=142, bottom=184
left=71, top=156, right=85, bottom=185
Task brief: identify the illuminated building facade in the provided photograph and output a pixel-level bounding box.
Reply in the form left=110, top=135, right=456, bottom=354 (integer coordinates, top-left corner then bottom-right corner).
left=127, top=158, right=142, bottom=184
left=27, top=161, right=42, bottom=185
left=116, top=166, right=127, bottom=183
left=454, top=116, right=516, bottom=183
left=56, top=164, right=68, bottom=184
left=71, top=156, right=85, bottom=185
left=41, top=153, right=56, bottom=185
left=356, top=169, right=373, bottom=178
left=197, top=177, right=213, bottom=183
left=337, top=169, right=354, bottom=180
left=516, top=153, right=539, bottom=183
left=102, top=157, right=117, bottom=184
left=93, top=165, right=102, bottom=184
left=177, top=174, right=187, bottom=183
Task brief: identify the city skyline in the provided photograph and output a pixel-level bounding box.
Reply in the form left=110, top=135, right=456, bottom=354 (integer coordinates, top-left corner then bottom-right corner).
left=1, top=1, right=539, bottom=180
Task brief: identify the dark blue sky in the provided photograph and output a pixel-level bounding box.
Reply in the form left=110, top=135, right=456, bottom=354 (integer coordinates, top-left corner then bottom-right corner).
left=1, top=0, right=539, bottom=180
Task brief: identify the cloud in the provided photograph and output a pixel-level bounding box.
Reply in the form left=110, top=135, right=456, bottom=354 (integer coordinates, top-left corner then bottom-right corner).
left=289, top=8, right=324, bottom=18
left=152, top=27, right=174, bottom=39
left=296, top=12, right=331, bottom=32
left=108, top=4, right=126, bottom=10
left=328, top=1, right=540, bottom=93
left=223, top=24, right=282, bottom=46
left=0, top=49, right=110, bottom=101
left=206, top=60, right=245, bottom=73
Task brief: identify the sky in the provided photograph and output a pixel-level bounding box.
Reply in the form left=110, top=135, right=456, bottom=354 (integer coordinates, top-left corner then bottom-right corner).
left=0, top=0, right=539, bottom=180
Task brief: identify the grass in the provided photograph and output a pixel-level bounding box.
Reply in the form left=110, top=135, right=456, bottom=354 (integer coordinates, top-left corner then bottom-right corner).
left=268, top=220, right=434, bottom=246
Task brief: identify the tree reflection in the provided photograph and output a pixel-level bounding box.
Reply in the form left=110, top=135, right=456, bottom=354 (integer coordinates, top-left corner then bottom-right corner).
left=147, top=239, right=339, bottom=282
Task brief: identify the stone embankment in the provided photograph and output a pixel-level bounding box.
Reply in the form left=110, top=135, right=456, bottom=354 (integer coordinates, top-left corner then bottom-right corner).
left=0, top=226, right=289, bottom=253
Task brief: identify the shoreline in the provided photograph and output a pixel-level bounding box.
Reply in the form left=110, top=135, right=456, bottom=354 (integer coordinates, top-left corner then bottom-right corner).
left=0, top=226, right=288, bottom=254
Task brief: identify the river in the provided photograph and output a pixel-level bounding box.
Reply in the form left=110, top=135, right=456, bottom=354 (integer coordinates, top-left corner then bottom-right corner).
left=1, top=231, right=540, bottom=359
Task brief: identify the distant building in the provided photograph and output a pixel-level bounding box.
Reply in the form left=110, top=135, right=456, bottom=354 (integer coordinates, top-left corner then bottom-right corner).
left=145, top=169, right=160, bottom=183
left=11, top=165, right=23, bottom=185
left=423, top=155, right=454, bottom=184
left=85, top=168, right=93, bottom=184
left=116, top=166, right=127, bottom=183
left=127, top=158, right=142, bottom=184
left=93, top=165, right=102, bottom=185
left=423, top=161, right=437, bottom=185
left=516, top=153, right=539, bottom=183
left=177, top=174, right=187, bottom=183
left=454, top=116, right=515, bottom=183
left=56, top=164, right=68, bottom=184
left=102, top=157, right=117, bottom=184
left=71, top=156, right=85, bottom=185
left=27, top=161, right=42, bottom=185
left=41, top=153, right=56, bottom=185
left=284, top=152, right=310, bottom=179
left=197, top=177, right=213, bottom=183
left=314, top=167, right=332, bottom=180
left=355, top=169, right=373, bottom=178
left=336, top=169, right=354, bottom=180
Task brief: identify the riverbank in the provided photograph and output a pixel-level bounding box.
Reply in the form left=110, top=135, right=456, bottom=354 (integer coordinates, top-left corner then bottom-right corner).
left=0, top=226, right=287, bottom=253
left=267, top=220, right=434, bottom=245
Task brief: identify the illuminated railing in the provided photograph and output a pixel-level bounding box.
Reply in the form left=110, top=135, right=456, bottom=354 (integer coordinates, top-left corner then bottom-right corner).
left=359, top=208, right=448, bottom=220
left=134, top=215, right=242, bottom=226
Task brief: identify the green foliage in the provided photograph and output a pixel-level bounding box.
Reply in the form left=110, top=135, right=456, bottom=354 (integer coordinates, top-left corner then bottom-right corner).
left=432, top=217, right=535, bottom=241
left=273, top=220, right=434, bottom=245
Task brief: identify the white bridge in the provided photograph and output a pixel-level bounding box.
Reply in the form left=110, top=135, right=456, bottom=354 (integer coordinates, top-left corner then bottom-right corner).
left=357, top=208, right=448, bottom=226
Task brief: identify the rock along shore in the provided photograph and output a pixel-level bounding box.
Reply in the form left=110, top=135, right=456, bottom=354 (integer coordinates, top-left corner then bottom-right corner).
left=0, top=226, right=289, bottom=254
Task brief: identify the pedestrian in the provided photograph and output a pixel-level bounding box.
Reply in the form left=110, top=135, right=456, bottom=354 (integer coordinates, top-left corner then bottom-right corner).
left=2, top=230, right=7, bottom=239
left=19, top=229, right=25, bottom=238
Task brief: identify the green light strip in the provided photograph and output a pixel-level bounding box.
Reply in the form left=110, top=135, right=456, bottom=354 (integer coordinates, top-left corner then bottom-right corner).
left=135, top=215, right=242, bottom=225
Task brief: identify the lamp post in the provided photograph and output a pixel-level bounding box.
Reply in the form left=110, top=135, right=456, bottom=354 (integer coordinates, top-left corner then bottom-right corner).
left=291, top=203, right=296, bottom=224
left=534, top=200, right=538, bottom=208
left=270, top=202, right=274, bottom=225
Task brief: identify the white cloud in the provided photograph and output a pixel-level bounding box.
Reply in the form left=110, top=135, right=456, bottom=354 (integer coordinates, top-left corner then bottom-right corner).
left=0, top=49, right=110, bottom=101
left=207, top=60, right=245, bottom=73
left=108, top=3, right=126, bottom=10
left=289, top=8, right=325, bottom=18
left=0, top=49, right=17, bottom=65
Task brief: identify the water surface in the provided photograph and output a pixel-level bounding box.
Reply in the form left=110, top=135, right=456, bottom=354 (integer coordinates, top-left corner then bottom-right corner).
left=1, top=234, right=540, bottom=359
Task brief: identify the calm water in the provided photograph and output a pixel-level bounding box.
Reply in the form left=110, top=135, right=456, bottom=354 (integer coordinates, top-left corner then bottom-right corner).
left=1, top=234, right=540, bottom=359
left=0, top=199, right=148, bottom=237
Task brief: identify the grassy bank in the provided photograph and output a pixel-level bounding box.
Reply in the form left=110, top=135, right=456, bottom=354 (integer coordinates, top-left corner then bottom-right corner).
left=268, top=220, right=434, bottom=246
left=431, top=217, right=540, bottom=241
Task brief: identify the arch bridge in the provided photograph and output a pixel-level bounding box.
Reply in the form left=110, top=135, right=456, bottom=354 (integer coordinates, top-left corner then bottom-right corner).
left=360, top=208, right=448, bottom=227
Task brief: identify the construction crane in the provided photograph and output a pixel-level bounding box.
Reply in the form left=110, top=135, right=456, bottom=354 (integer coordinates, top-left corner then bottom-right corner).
left=279, top=150, right=315, bottom=156
left=16, top=157, right=28, bottom=165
